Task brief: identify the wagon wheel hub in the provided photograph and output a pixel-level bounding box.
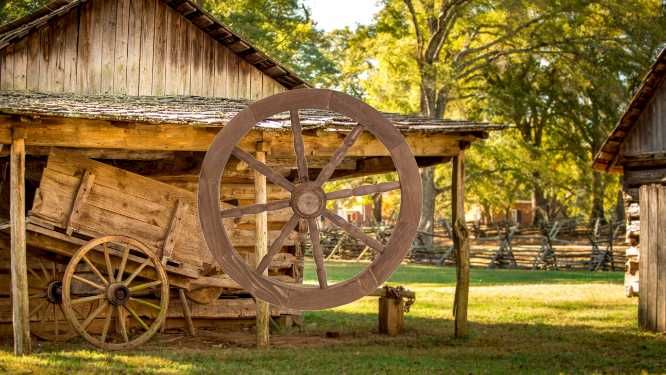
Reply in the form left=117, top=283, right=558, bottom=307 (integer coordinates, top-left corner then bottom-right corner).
left=46, top=280, right=63, bottom=305
left=107, top=283, right=131, bottom=306
left=291, top=183, right=326, bottom=218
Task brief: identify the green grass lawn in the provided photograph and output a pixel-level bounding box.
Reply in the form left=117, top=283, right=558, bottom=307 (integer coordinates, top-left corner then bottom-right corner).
left=1, top=263, right=665, bottom=374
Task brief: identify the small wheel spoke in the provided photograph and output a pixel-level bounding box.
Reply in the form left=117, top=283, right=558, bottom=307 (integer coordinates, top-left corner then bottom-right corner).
left=103, top=244, right=115, bottom=283
left=315, top=125, right=364, bottom=186
left=129, top=297, right=161, bottom=311
left=128, top=280, right=162, bottom=293
left=257, top=214, right=300, bottom=274
left=29, top=292, right=47, bottom=299
left=82, top=301, right=108, bottom=330
left=72, top=293, right=105, bottom=305
left=123, top=258, right=151, bottom=286
left=220, top=199, right=291, bottom=219
left=232, top=147, right=295, bottom=191
left=53, top=304, right=60, bottom=338
left=51, top=261, right=57, bottom=281
left=27, top=267, right=45, bottom=284
left=117, top=306, right=129, bottom=343
left=326, top=181, right=401, bottom=200
left=307, top=218, right=328, bottom=288
left=116, top=245, right=130, bottom=283
left=323, top=210, right=385, bottom=253
left=100, top=304, right=114, bottom=343
left=38, top=258, right=50, bottom=282
left=82, top=255, right=109, bottom=286
left=291, top=110, right=309, bottom=182
left=124, top=305, right=150, bottom=331
left=72, top=274, right=106, bottom=291
left=30, top=301, right=48, bottom=318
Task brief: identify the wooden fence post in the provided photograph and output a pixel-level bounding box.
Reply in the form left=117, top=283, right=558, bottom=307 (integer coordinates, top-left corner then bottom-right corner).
left=452, top=150, right=469, bottom=339
left=10, top=129, right=31, bottom=355
left=255, top=148, right=270, bottom=348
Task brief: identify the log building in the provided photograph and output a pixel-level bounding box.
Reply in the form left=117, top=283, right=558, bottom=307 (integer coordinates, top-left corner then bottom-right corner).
left=0, top=0, right=503, bottom=353
left=594, top=48, right=666, bottom=332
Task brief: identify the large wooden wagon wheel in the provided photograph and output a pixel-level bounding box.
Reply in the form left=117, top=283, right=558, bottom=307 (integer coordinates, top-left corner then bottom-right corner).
left=198, top=89, right=422, bottom=310
left=27, top=258, right=86, bottom=341
left=61, top=236, right=169, bottom=350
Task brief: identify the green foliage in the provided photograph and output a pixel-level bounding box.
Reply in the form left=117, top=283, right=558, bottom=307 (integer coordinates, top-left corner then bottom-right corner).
left=203, top=0, right=338, bottom=87
left=0, top=0, right=49, bottom=25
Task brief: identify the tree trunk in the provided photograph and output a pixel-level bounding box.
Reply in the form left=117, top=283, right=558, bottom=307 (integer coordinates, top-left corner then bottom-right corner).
left=614, top=188, right=625, bottom=223
left=418, top=167, right=436, bottom=250
left=590, top=171, right=605, bottom=222
left=531, top=171, right=548, bottom=226
left=373, top=193, right=383, bottom=225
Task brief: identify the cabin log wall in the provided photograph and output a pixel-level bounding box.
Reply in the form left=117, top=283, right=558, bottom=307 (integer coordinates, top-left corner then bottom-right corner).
left=0, top=0, right=286, bottom=98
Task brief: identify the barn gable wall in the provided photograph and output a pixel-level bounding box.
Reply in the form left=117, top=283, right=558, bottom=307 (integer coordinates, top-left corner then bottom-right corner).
left=0, top=0, right=286, bottom=98
left=623, top=78, right=666, bottom=157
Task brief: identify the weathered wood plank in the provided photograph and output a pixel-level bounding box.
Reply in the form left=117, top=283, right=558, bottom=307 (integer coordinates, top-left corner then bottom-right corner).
left=113, top=0, right=130, bottom=94
left=100, top=0, right=118, bottom=94
left=452, top=152, right=469, bottom=339
left=38, top=26, right=51, bottom=91
left=26, top=32, right=40, bottom=91
left=63, top=7, right=79, bottom=92
left=76, top=0, right=94, bottom=93
left=138, top=0, right=156, bottom=95
left=152, top=0, right=168, bottom=96
left=178, top=19, right=192, bottom=95
left=658, top=185, right=666, bottom=331
left=127, top=0, right=144, bottom=95
left=0, top=49, right=11, bottom=90
left=164, top=6, right=180, bottom=95
left=12, top=38, right=27, bottom=91
left=189, top=26, right=204, bottom=96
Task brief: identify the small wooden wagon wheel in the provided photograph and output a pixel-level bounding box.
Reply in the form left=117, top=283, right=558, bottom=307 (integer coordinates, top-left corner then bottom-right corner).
left=27, top=258, right=84, bottom=341
left=61, top=236, right=169, bottom=350
left=198, top=89, right=422, bottom=310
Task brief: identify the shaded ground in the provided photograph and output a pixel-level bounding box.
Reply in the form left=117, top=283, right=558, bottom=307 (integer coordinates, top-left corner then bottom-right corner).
left=0, top=265, right=664, bottom=374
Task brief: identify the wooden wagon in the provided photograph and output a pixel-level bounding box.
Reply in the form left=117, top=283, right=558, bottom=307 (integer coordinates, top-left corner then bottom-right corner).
left=2, top=149, right=298, bottom=349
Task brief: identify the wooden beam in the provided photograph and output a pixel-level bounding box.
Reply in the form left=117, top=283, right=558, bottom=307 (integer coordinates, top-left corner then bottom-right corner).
left=0, top=117, right=470, bottom=157
left=451, top=151, right=469, bottom=339
left=254, top=148, right=270, bottom=348
left=10, top=129, right=30, bottom=355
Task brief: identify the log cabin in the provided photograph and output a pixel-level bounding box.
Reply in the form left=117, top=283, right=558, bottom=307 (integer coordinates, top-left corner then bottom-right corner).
left=0, top=0, right=503, bottom=353
left=594, top=48, right=666, bottom=332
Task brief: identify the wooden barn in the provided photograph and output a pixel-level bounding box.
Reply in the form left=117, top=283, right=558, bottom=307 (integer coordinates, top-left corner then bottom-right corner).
left=0, top=0, right=503, bottom=354
left=594, top=48, right=666, bottom=332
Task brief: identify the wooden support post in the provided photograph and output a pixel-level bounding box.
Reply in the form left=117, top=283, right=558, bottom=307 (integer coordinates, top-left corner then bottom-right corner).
left=255, top=149, right=270, bottom=348
left=378, top=297, right=405, bottom=336
left=178, top=289, right=196, bottom=336
left=452, top=151, right=469, bottom=339
left=10, top=129, right=31, bottom=355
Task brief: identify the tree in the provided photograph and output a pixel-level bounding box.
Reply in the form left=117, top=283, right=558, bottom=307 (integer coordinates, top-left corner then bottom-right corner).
left=0, top=0, right=49, bottom=24
left=203, top=0, right=338, bottom=87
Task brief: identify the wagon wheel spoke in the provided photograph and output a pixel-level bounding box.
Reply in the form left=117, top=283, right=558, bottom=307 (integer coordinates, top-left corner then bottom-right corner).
left=29, top=292, right=47, bottom=299
left=220, top=199, right=291, bottom=219
left=53, top=304, right=60, bottom=339
left=72, top=274, right=105, bottom=291
left=82, top=255, right=109, bottom=286
left=30, top=300, right=48, bottom=318
left=117, top=306, right=129, bottom=343
left=291, top=110, right=309, bottom=182
left=257, top=214, right=300, bottom=274
left=307, top=218, right=328, bottom=288
left=129, top=297, right=161, bottom=311
left=315, top=125, right=364, bottom=186
left=323, top=210, right=385, bottom=254
left=100, top=304, right=113, bottom=343
left=82, top=301, right=108, bottom=330
left=326, top=181, right=401, bottom=201
left=232, top=147, right=295, bottom=191
left=71, top=293, right=105, bottom=305
left=116, top=244, right=130, bottom=283
left=128, top=280, right=162, bottom=293
left=27, top=267, right=46, bottom=286
left=37, top=258, right=51, bottom=282
left=125, top=305, right=150, bottom=331
left=123, top=258, right=151, bottom=286
left=103, top=244, right=115, bottom=283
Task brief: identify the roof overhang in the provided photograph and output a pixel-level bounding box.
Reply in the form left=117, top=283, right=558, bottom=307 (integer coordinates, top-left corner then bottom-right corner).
left=593, top=48, right=666, bottom=174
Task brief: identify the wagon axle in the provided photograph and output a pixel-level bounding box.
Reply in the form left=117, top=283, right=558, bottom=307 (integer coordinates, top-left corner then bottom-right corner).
left=45, top=281, right=63, bottom=305
left=106, top=283, right=131, bottom=306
